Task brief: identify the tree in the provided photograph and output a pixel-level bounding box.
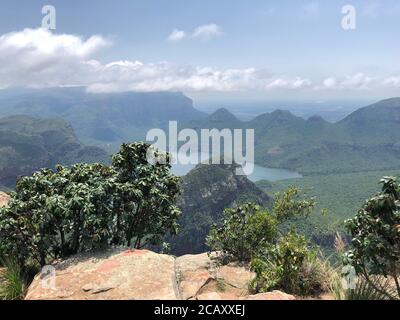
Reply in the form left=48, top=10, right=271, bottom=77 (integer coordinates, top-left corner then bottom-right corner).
left=0, top=142, right=181, bottom=268
left=111, top=142, right=181, bottom=249
left=344, top=176, right=400, bottom=299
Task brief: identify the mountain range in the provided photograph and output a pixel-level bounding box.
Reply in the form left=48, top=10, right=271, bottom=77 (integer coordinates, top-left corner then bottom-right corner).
left=1, top=88, right=400, bottom=182
left=184, top=98, right=400, bottom=175
left=0, top=87, right=206, bottom=151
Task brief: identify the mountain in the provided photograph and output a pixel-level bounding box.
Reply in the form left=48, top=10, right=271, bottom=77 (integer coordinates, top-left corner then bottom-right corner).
left=170, top=163, right=271, bottom=255
left=184, top=99, right=400, bottom=175
left=0, top=115, right=109, bottom=187
left=183, top=108, right=243, bottom=130
left=338, top=97, right=400, bottom=145
left=0, top=87, right=206, bottom=151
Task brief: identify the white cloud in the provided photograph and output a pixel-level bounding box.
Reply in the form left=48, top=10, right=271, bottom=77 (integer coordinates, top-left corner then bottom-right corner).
left=383, top=76, right=400, bottom=87
left=316, top=74, right=372, bottom=90
left=167, top=29, right=186, bottom=42
left=0, top=28, right=397, bottom=95
left=0, top=28, right=110, bottom=88
left=191, top=24, right=223, bottom=40
left=265, top=77, right=312, bottom=90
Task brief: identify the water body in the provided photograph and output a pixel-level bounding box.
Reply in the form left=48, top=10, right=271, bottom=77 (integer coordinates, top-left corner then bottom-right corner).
left=170, top=152, right=302, bottom=182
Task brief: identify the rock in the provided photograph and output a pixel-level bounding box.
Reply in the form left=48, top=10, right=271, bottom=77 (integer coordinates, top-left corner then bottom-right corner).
left=176, top=253, right=216, bottom=300
left=197, top=292, right=222, bottom=300
left=217, top=265, right=254, bottom=289
left=25, top=249, right=179, bottom=300
left=0, top=192, right=10, bottom=207
left=244, top=291, right=296, bottom=300
left=25, top=249, right=298, bottom=301
left=176, top=253, right=254, bottom=300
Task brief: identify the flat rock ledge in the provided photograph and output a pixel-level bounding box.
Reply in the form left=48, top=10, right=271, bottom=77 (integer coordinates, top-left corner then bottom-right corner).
left=25, top=249, right=296, bottom=301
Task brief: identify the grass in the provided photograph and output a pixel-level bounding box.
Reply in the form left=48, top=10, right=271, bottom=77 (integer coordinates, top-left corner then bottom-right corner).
left=216, top=279, right=227, bottom=292
left=0, top=258, right=27, bottom=300
left=330, top=275, right=399, bottom=300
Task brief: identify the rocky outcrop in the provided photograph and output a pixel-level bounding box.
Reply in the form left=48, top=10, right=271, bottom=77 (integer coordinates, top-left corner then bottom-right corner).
left=0, top=192, right=9, bottom=207
left=171, top=163, right=271, bottom=255
left=25, top=249, right=296, bottom=301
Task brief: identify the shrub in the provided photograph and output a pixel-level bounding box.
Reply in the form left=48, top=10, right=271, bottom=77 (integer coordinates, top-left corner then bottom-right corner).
left=206, top=188, right=315, bottom=263
left=250, top=231, right=332, bottom=296
left=207, top=187, right=330, bottom=296
left=206, top=203, right=277, bottom=262
left=0, top=142, right=181, bottom=268
left=344, top=176, right=400, bottom=299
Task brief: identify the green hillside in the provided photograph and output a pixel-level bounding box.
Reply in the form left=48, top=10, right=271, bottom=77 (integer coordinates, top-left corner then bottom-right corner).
left=0, top=115, right=109, bottom=187
left=184, top=98, right=400, bottom=175
left=256, top=169, right=400, bottom=247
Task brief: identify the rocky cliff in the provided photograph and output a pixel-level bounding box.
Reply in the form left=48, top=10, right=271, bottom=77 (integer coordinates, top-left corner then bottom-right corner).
left=25, top=248, right=295, bottom=300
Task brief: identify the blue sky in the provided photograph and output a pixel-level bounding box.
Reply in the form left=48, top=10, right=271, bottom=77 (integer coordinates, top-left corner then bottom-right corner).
left=0, top=0, right=400, bottom=101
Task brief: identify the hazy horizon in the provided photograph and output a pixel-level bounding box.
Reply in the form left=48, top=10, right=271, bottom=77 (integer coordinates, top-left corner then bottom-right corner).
left=0, top=0, right=399, bottom=102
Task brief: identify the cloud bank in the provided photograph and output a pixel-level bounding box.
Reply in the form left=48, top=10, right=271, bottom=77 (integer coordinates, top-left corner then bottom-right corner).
left=0, top=28, right=398, bottom=94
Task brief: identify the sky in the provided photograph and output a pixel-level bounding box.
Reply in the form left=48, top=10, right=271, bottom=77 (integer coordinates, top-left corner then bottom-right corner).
left=0, top=0, right=400, bottom=101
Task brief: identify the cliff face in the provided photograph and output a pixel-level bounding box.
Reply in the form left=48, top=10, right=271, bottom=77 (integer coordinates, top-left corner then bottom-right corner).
left=170, top=163, right=271, bottom=255
left=25, top=248, right=295, bottom=301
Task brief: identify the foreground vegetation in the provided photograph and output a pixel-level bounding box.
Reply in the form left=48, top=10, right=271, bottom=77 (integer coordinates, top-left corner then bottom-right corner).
left=206, top=189, right=333, bottom=296
left=257, top=169, right=400, bottom=245
left=0, top=142, right=180, bottom=268
left=0, top=143, right=399, bottom=300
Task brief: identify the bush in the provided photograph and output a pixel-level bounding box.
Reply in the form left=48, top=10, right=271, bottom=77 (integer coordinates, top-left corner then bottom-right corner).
left=206, top=203, right=277, bottom=262
left=207, top=187, right=330, bottom=296
left=344, top=176, right=400, bottom=299
left=207, top=188, right=315, bottom=263
left=0, top=142, right=181, bottom=268
left=250, top=231, right=332, bottom=296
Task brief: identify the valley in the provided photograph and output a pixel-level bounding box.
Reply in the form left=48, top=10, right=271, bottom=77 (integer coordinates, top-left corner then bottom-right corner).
left=0, top=89, right=399, bottom=254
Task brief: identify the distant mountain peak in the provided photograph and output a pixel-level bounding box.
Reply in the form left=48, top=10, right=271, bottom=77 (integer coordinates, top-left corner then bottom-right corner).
left=210, top=108, right=239, bottom=120
left=307, top=115, right=326, bottom=122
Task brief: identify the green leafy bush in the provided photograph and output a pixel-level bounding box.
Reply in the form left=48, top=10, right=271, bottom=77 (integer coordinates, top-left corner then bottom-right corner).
left=344, top=176, right=400, bottom=299
left=207, top=187, right=330, bottom=296
left=206, top=203, right=277, bottom=262
left=0, top=142, right=181, bottom=268
left=250, top=231, right=331, bottom=296
left=207, top=188, right=315, bottom=263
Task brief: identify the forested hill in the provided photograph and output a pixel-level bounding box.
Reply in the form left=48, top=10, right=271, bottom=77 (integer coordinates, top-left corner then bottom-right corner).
left=0, top=115, right=109, bottom=187
left=184, top=98, right=400, bottom=175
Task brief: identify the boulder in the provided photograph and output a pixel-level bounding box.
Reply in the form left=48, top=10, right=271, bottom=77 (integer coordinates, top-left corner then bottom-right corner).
left=25, top=249, right=179, bottom=300
left=176, top=253, right=254, bottom=300
left=175, top=253, right=216, bottom=300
